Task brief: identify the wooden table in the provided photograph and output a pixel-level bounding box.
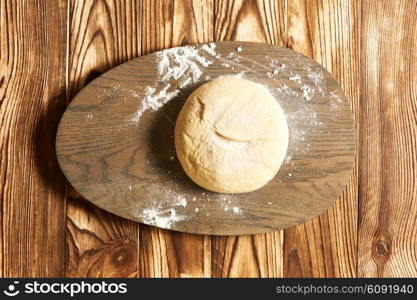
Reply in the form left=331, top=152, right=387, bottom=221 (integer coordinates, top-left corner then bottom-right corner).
left=1, top=0, right=416, bottom=277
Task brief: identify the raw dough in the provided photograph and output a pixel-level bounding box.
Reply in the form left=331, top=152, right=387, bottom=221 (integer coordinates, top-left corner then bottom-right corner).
left=175, top=77, right=289, bottom=193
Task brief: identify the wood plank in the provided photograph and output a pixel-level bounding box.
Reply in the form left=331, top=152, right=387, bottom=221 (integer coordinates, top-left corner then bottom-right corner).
left=212, top=0, right=286, bottom=277
left=139, top=0, right=213, bottom=278
left=283, top=0, right=360, bottom=277
left=214, top=0, right=286, bottom=44
left=66, top=0, right=141, bottom=277
left=0, top=0, right=67, bottom=276
left=358, top=0, right=417, bottom=277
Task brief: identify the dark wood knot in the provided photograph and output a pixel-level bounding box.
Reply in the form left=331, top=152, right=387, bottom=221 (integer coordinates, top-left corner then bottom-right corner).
left=376, top=240, right=390, bottom=256
left=112, top=247, right=130, bottom=266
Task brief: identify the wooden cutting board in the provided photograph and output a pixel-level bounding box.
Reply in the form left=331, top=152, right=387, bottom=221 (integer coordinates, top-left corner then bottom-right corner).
left=56, top=41, right=356, bottom=235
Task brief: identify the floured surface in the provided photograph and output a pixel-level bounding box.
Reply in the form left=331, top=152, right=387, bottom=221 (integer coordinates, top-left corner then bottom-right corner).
left=56, top=41, right=356, bottom=235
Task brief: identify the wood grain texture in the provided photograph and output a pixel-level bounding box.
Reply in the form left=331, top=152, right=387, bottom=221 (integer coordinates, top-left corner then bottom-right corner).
left=66, top=0, right=141, bottom=277
left=1, top=0, right=417, bottom=278
left=214, top=0, right=286, bottom=44
left=0, top=0, right=67, bottom=277
left=212, top=0, right=286, bottom=277
left=283, top=0, right=360, bottom=277
left=139, top=0, right=213, bottom=278
left=358, top=0, right=417, bottom=277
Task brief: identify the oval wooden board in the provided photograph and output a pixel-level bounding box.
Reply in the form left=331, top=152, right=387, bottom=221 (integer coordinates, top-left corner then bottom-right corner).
left=56, top=41, right=356, bottom=235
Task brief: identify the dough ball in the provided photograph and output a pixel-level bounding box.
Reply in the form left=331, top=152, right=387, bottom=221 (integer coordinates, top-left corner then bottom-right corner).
left=175, top=77, right=289, bottom=193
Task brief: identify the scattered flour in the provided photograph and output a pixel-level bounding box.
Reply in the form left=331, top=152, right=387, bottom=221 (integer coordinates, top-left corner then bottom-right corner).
left=222, top=204, right=242, bottom=215
left=276, top=84, right=297, bottom=96
left=201, top=42, right=217, bottom=57
left=158, top=46, right=212, bottom=80
left=178, top=77, right=193, bottom=89
left=232, top=207, right=242, bottom=215
left=307, top=72, right=323, bottom=86
left=144, top=84, right=179, bottom=111
left=227, top=52, right=236, bottom=59
left=140, top=207, right=187, bottom=229
left=135, top=192, right=188, bottom=229
left=129, top=45, right=214, bottom=123
left=330, top=91, right=343, bottom=103
left=232, top=71, right=246, bottom=78
left=289, top=74, right=302, bottom=84
left=301, top=85, right=314, bottom=101
left=172, top=193, right=188, bottom=207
